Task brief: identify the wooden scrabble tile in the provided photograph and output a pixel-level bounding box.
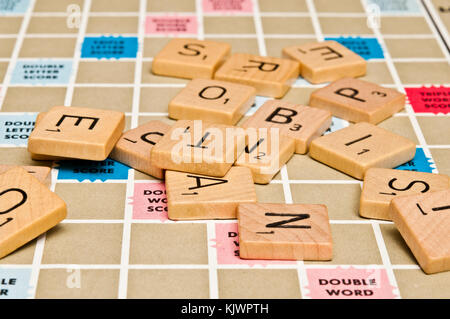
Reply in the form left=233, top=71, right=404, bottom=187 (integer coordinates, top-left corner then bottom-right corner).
left=0, top=167, right=66, bottom=259
left=109, top=120, right=171, bottom=179
left=235, top=129, right=295, bottom=184
left=214, top=53, right=300, bottom=98
left=0, top=165, right=52, bottom=188
left=151, top=120, right=246, bottom=177
left=168, top=78, right=256, bottom=125
left=282, top=40, right=366, bottom=84
left=28, top=106, right=125, bottom=161
left=30, top=112, right=67, bottom=161
left=166, top=167, right=256, bottom=220
left=238, top=203, right=333, bottom=260
left=360, top=168, right=449, bottom=221
left=241, top=100, right=332, bottom=154
left=390, top=189, right=450, bottom=274
left=309, top=77, right=405, bottom=124
left=151, top=38, right=231, bottom=79
left=309, top=122, right=416, bottom=180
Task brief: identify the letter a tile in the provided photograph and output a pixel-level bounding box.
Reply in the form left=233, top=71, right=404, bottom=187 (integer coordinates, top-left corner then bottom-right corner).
left=360, top=168, right=449, bottom=221
left=28, top=106, right=125, bottom=161
left=390, top=189, right=450, bottom=274
left=214, top=53, right=300, bottom=98
left=165, top=167, right=256, bottom=220
left=241, top=100, right=332, bottom=154
left=110, top=120, right=171, bottom=179
left=0, top=167, right=67, bottom=259
left=309, top=122, right=416, bottom=180
left=238, top=203, right=333, bottom=260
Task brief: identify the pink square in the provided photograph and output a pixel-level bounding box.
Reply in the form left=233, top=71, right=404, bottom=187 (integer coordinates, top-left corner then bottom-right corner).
left=130, top=182, right=168, bottom=221
left=145, top=15, right=198, bottom=35
left=405, top=86, right=450, bottom=114
left=202, top=0, right=253, bottom=12
left=213, top=222, right=295, bottom=266
left=305, top=267, right=398, bottom=299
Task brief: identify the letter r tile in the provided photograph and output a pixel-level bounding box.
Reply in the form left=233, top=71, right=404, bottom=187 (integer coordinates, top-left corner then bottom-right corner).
left=241, top=100, right=332, bottom=154
left=28, top=106, right=125, bottom=161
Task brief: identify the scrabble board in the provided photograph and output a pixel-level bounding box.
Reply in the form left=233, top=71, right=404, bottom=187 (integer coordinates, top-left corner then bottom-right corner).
left=0, top=0, right=449, bottom=299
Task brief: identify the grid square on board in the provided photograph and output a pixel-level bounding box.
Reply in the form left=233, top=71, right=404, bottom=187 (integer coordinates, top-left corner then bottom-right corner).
left=255, top=183, right=286, bottom=203
left=0, top=18, right=22, bottom=34
left=139, top=87, right=182, bottom=112
left=319, top=17, right=374, bottom=35
left=1, top=87, right=67, bottom=112
left=380, top=224, right=417, bottom=265
left=146, top=0, right=196, bottom=12
left=360, top=62, right=395, bottom=85
left=90, top=0, right=140, bottom=12
left=0, top=240, right=36, bottom=265
left=33, top=0, right=84, bottom=12
left=430, top=149, right=450, bottom=176
left=259, top=0, right=308, bottom=12
left=141, top=62, right=190, bottom=84
left=0, top=62, right=7, bottom=83
left=143, top=38, right=171, bottom=58
left=291, top=183, right=362, bottom=220
left=129, top=224, right=208, bottom=265
left=0, top=39, right=16, bottom=58
left=286, top=153, right=355, bottom=181
left=36, top=269, right=120, bottom=299
left=218, top=269, right=302, bottom=299
left=261, top=17, right=315, bottom=34
left=314, top=0, right=365, bottom=13
left=417, top=117, right=450, bottom=145
left=385, top=38, right=445, bottom=58
left=54, top=183, right=126, bottom=220
left=72, top=87, right=134, bottom=112
left=27, top=17, right=79, bottom=34
left=394, top=269, right=450, bottom=299
left=304, top=224, right=382, bottom=265
left=41, top=224, right=123, bottom=264
left=127, top=269, right=210, bottom=299
left=86, top=17, right=139, bottom=34
left=394, top=62, right=450, bottom=84
left=378, top=116, right=419, bottom=145
left=76, top=61, right=136, bottom=84
left=265, top=38, right=317, bottom=58
left=203, top=17, right=256, bottom=34
left=207, top=37, right=260, bottom=56
left=380, top=17, right=432, bottom=35
left=19, top=38, right=77, bottom=58
left=282, top=87, right=317, bottom=106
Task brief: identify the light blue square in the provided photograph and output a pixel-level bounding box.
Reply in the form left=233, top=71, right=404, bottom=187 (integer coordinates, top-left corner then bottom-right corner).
left=0, top=268, right=32, bottom=299
left=366, top=0, right=421, bottom=13
left=11, top=60, right=73, bottom=85
left=0, top=113, right=37, bottom=146
left=0, top=0, right=30, bottom=14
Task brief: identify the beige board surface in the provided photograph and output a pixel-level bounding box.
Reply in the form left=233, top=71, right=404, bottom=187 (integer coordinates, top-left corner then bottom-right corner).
left=0, top=168, right=67, bottom=259
left=241, top=100, right=332, bottom=154
left=310, top=122, right=416, bottom=180
left=165, top=167, right=256, bottom=220
left=283, top=40, right=366, bottom=83
left=151, top=120, right=246, bottom=177
left=152, top=38, right=231, bottom=79
left=390, top=189, right=450, bottom=274
left=360, top=168, right=450, bottom=221
left=309, top=77, right=405, bottom=124
left=28, top=106, right=125, bottom=161
left=110, top=120, right=171, bottom=179
left=214, top=53, right=300, bottom=98
left=238, top=203, right=333, bottom=260
left=168, top=78, right=256, bottom=125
